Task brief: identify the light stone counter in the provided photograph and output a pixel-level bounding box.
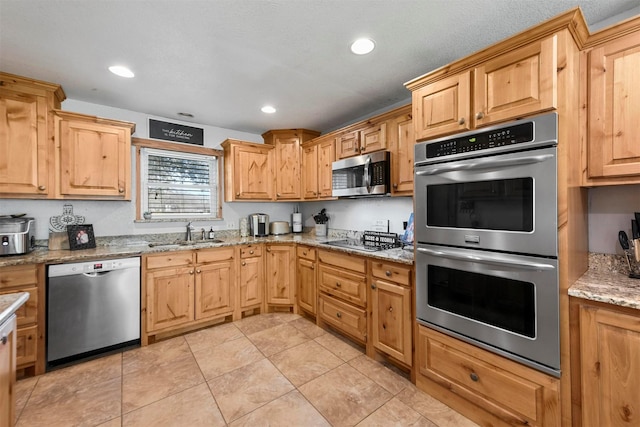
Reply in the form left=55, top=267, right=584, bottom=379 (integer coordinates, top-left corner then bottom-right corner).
left=569, top=253, right=640, bottom=310
left=0, top=292, right=29, bottom=326
left=0, top=232, right=414, bottom=268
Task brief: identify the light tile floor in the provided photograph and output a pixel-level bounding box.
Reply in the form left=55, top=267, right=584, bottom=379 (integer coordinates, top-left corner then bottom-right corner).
left=15, top=313, right=479, bottom=427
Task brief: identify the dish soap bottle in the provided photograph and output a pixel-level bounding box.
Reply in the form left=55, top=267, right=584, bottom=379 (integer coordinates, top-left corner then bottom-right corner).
left=208, top=227, right=215, bottom=239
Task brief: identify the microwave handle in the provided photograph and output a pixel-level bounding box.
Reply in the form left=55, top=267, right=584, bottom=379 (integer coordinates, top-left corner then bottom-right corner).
left=415, top=153, right=555, bottom=176
left=417, top=247, right=556, bottom=271
left=364, top=156, right=372, bottom=193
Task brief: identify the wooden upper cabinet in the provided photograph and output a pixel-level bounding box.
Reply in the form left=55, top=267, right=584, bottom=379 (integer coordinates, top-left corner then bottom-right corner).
left=222, top=139, right=274, bottom=201
left=474, top=35, right=557, bottom=127
left=302, top=135, right=335, bottom=200
left=409, top=35, right=558, bottom=142
left=360, top=122, right=387, bottom=154
left=336, top=129, right=360, bottom=159
left=54, top=110, right=135, bottom=199
left=387, top=106, right=414, bottom=195
left=586, top=30, right=640, bottom=183
left=412, top=71, right=472, bottom=141
left=262, top=129, right=319, bottom=200
left=0, top=72, right=65, bottom=198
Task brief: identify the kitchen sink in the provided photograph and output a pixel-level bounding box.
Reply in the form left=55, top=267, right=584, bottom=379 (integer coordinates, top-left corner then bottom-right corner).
left=148, top=239, right=224, bottom=248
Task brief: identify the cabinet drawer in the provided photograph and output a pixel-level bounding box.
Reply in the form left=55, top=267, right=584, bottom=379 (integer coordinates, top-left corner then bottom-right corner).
left=318, top=294, right=366, bottom=342
left=0, top=264, right=38, bottom=289
left=240, top=245, right=263, bottom=258
left=318, top=249, right=366, bottom=273
left=16, top=324, right=37, bottom=367
left=196, top=247, right=234, bottom=263
left=0, top=287, right=37, bottom=327
left=296, top=246, right=316, bottom=261
left=318, top=264, right=366, bottom=307
left=420, top=327, right=547, bottom=423
left=145, top=252, right=193, bottom=269
left=371, top=261, right=411, bottom=286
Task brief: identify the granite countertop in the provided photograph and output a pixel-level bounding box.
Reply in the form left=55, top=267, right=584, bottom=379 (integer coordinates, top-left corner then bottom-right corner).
left=569, top=269, right=640, bottom=310
left=0, top=291, right=29, bottom=326
left=0, top=233, right=415, bottom=268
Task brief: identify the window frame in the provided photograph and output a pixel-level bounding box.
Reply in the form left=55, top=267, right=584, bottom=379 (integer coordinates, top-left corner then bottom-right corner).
left=133, top=138, right=223, bottom=221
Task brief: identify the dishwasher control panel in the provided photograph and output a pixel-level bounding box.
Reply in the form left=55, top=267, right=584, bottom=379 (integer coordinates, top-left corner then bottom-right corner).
left=48, top=257, right=141, bottom=277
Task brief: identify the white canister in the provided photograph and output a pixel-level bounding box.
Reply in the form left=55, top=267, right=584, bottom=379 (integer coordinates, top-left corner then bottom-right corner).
left=292, top=213, right=302, bottom=233
left=239, top=217, right=249, bottom=237
left=315, top=223, right=327, bottom=236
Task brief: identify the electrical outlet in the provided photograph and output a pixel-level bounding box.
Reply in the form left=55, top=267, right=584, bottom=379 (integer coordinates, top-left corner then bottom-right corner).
left=227, top=221, right=236, bottom=229
left=371, top=219, right=389, bottom=232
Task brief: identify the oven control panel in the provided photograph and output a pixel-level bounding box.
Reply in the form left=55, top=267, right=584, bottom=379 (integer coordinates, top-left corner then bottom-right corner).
left=426, top=121, right=534, bottom=159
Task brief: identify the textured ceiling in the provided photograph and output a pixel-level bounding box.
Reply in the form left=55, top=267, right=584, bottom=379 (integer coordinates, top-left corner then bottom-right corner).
left=1, top=0, right=639, bottom=135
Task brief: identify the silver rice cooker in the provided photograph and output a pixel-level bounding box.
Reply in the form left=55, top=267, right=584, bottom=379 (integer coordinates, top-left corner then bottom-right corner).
left=0, top=217, right=35, bottom=256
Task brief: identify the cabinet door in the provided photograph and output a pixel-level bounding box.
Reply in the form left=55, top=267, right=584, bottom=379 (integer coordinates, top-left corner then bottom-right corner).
left=195, top=260, right=234, bottom=320
left=146, top=267, right=194, bottom=332
left=265, top=245, right=296, bottom=305
left=371, top=279, right=412, bottom=365
left=587, top=32, right=640, bottom=180
left=297, top=257, right=316, bottom=314
left=474, top=35, right=557, bottom=127
left=57, top=118, right=130, bottom=198
left=360, top=122, right=387, bottom=154
left=274, top=136, right=301, bottom=199
left=0, top=316, right=16, bottom=427
left=389, top=110, right=414, bottom=195
left=233, top=144, right=274, bottom=200
left=336, top=130, right=360, bottom=159
left=413, top=71, right=471, bottom=141
left=0, top=89, right=49, bottom=196
left=580, top=305, right=640, bottom=427
left=238, top=255, right=263, bottom=309
left=302, top=144, right=318, bottom=199
left=318, top=138, right=335, bottom=198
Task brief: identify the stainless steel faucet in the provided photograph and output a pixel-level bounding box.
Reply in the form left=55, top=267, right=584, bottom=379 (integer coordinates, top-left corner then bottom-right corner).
left=186, top=222, right=192, bottom=241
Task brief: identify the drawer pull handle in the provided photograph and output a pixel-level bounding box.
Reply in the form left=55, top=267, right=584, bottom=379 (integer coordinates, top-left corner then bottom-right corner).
left=1, top=335, right=6, bottom=345
left=470, top=372, right=479, bottom=382
left=336, top=312, right=342, bottom=318
left=385, top=270, right=391, bottom=277
left=249, top=250, right=254, bottom=255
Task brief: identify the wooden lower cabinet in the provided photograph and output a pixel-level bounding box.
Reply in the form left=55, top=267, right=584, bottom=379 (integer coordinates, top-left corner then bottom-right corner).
left=0, top=264, right=44, bottom=375
left=318, top=293, right=367, bottom=342
left=571, top=298, right=640, bottom=427
left=296, top=246, right=317, bottom=315
left=237, top=244, right=264, bottom=314
left=265, top=244, right=296, bottom=309
left=0, top=315, right=16, bottom=427
left=144, top=248, right=235, bottom=340
left=417, top=326, right=560, bottom=426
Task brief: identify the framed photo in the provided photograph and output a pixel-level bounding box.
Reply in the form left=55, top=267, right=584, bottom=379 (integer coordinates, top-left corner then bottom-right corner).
left=67, top=224, right=96, bottom=250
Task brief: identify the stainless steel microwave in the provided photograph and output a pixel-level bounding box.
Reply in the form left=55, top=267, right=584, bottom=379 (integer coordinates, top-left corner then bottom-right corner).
left=332, top=151, right=390, bottom=198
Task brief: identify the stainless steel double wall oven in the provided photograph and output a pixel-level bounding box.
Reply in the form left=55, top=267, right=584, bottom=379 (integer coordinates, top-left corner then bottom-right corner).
left=414, top=112, right=561, bottom=376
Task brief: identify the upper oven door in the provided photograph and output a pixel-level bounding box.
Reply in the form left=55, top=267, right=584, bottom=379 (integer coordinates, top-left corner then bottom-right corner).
left=414, top=146, right=557, bottom=257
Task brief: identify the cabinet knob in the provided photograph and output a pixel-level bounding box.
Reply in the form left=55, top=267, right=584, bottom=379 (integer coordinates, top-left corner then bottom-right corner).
left=118, top=187, right=124, bottom=193
left=1, top=335, right=6, bottom=345
left=371, top=283, right=376, bottom=289
left=354, top=147, right=358, bottom=152
left=236, top=193, right=240, bottom=197
left=388, top=307, right=393, bottom=312
left=336, top=312, right=342, bottom=318
left=189, top=270, right=194, bottom=275
left=458, top=117, right=466, bottom=125
left=470, top=372, right=479, bottom=382
left=303, top=251, right=307, bottom=255
left=385, top=270, right=391, bottom=277
left=277, top=193, right=281, bottom=197
left=242, top=261, right=246, bottom=266
left=311, top=265, right=315, bottom=270
left=336, top=282, right=342, bottom=287
left=475, top=112, right=484, bottom=120
left=266, top=248, right=271, bottom=252
left=393, top=184, right=398, bottom=189
left=38, top=185, right=46, bottom=191
left=196, top=269, right=201, bottom=274
left=249, top=250, right=254, bottom=255
left=313, top=191, right=317, bottom=195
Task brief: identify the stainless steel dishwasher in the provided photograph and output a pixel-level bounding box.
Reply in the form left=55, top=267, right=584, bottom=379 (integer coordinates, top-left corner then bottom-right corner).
left=47, top=257, right=141, bottom=368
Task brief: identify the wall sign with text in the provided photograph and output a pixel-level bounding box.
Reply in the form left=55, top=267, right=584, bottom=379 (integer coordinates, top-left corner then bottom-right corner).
left=149, top=119, right=204, bottom=145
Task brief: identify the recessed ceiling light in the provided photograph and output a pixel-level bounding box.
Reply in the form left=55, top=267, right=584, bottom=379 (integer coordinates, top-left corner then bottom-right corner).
left=177, top=112, right=194, bottom=118
left=261, top=105, right=276, bottom=114
left=350, top=38, right=375, bottom=55
left=108, top=65, right=134, bottom=78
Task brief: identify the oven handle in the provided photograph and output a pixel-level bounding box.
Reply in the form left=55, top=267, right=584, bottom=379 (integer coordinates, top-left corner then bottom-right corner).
left=364, top=156, right=372, bottom=193
left=415, top=153, right=555, bottom=176
left=417, top=247, right=556, bottom=271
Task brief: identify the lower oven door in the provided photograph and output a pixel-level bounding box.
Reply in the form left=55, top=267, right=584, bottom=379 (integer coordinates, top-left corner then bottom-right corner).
left=416, top=244, right=560, bottom=376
